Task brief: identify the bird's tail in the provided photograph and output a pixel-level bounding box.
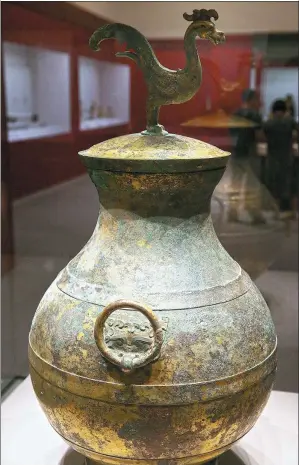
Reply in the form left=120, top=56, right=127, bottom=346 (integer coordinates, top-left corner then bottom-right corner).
left=89, top=23, right=160, bottom=77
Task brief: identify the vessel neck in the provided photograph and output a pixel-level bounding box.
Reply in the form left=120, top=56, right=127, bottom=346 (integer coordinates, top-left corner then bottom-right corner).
left=89, top=168, right=225, bottom=218
left=62, top=168, right=242, bottom=310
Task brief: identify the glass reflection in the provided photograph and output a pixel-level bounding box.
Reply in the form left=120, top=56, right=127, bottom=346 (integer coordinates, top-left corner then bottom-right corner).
left=212, top=156, right=281, bottom=279
left=211, top=89, right=293, bottom=279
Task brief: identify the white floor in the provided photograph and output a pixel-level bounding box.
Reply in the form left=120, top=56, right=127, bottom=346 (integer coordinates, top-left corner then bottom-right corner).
left=1, top=175, right=298, bottom=392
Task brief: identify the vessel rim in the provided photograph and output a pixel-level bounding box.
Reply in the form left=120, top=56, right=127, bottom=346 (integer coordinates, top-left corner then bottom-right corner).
left=78, top=133, right=230, bottom=174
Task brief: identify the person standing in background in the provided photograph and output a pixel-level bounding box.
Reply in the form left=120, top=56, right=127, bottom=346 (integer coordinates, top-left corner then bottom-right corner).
left=263, top=99, right=297, bottom=216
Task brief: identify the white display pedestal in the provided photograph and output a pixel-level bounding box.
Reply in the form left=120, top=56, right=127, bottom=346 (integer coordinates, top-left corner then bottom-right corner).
left=1, top=377, right=298, bottom=465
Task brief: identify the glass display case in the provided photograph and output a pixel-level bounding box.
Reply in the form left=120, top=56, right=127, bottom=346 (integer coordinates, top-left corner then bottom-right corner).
left=253, top=33, right=299, bottom=122
left=78, top=56, right=130, bottom=131
left=3, top=42, right=71, bottom=142
left=261, top=67, right=299, bottom=121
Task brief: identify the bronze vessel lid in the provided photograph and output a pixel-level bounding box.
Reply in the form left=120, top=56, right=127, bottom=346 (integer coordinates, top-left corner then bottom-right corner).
left=79, top=133, right=230, bottom=173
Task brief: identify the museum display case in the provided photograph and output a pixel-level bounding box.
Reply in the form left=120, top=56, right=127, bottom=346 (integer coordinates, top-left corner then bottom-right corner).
left=253, top=33, right=299, bottom=121
left=261, top=67, right=298, bottom=121
left=79, top=56, right=130, bottom=131
left=3, top=42, right=71, bottom=142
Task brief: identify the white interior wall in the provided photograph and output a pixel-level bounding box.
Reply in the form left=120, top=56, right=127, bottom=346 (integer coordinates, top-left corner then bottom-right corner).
left=35, top=49, right=70, bottom=128
left=3, top=42, right=34, bottom=117
left=117, top=64, right=130, bottom=122
left=28, top=47, right=38, bottom=116
left=79, top=56, right=102, bottom=117
left=100, top=62, right=130, bottom=121
left=3, top=43, right=71, bottom=129
left=261, top=68, right=299, bottom=119
left=72, top=1, right=299, bottom=36
left=79, top=58, right=130, bottom=122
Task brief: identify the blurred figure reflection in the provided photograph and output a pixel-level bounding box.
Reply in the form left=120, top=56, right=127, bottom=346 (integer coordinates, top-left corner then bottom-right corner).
left=232, top=89, right=263, bottom=158
left=285, top=94, right=296, bottom=120
left=263, top=99, right=297, bottom=216
left=211, top=88, right=283, bottom=278
left=222, top=89, right=266, bottom=225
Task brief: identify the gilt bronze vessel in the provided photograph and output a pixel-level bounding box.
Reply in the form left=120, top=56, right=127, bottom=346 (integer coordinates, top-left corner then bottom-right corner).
left=29, top=9, right=277, bottom=465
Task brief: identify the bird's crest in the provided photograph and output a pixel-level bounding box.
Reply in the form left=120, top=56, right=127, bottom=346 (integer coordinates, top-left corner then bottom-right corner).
left=183, top=9, right=219, bottom=23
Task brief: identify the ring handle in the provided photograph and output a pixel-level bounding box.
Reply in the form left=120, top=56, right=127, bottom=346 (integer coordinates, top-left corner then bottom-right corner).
left=94, top=300, right=164, bottom=373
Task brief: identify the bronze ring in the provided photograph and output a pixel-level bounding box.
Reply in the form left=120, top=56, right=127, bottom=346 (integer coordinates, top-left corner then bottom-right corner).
left=94, top=300, right=164, bottom=373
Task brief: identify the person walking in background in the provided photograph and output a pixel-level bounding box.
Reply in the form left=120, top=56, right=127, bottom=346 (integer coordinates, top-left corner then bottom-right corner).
left=263, top=99, right=298, bottom=217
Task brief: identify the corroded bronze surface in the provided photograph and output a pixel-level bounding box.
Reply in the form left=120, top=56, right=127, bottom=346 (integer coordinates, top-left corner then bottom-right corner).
left=29, top=145, right=277, bottom=462
left=29, top=134, right=277, bottom=462
left=29, top=10, right=277, bottom=465
left=30, top=365, right=274, bottom=463
left=79, top=133, right=230, bottom=173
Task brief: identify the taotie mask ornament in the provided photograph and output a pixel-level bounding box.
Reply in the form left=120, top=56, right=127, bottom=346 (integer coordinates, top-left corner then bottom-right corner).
left=94, top=300, right=164, bottom=373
